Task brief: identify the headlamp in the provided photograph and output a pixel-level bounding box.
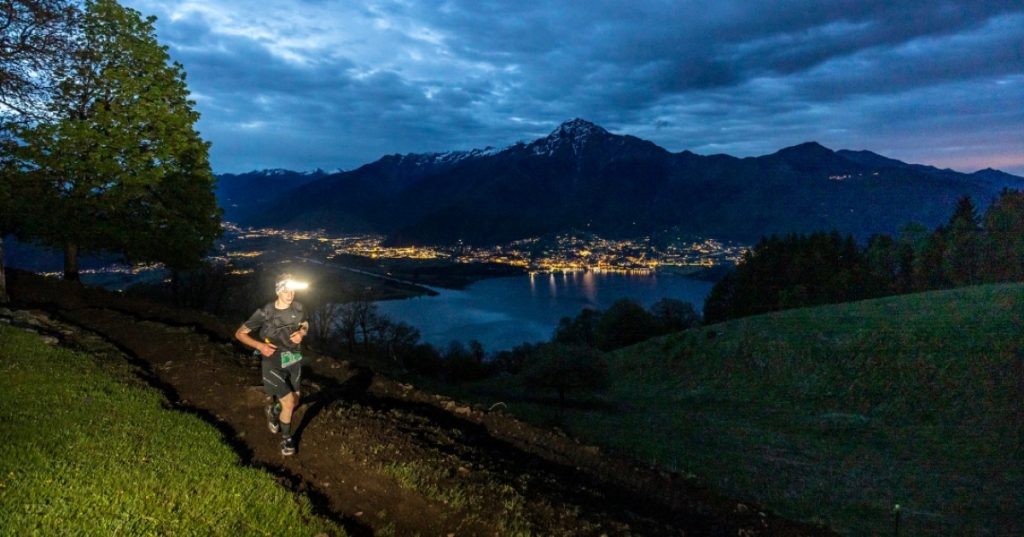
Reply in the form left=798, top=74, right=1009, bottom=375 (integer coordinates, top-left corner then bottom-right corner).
left=276, top=279, right=309, bottom=293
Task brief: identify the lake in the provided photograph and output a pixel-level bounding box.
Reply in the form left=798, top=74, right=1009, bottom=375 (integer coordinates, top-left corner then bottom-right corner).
left=376, top=271, right=716, bottom=352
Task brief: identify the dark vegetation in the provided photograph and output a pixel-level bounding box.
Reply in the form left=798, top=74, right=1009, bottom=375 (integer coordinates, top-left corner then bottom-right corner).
left=705, top=191, right=1024, bottom=323
left=299, top=291, right=700, bottom=408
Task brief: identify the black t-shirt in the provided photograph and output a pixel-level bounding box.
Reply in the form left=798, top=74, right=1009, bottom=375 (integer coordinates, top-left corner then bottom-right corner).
left=243, top=301, right=306, bottom=353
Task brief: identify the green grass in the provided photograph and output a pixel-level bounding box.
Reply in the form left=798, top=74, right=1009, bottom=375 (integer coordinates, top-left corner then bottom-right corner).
left=379, top=459, right=532, bottom=536
left=0, top=325, right=345, bottom=536
left=474, top=284, right=1024, bottom=535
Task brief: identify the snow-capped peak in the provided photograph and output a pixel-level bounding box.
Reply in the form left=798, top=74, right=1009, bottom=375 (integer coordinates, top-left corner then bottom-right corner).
left=531, top=118, right=610, bottom=157
left=396, top=145, right=505, bottom=167
left=549, top=118, right=608, bottom=139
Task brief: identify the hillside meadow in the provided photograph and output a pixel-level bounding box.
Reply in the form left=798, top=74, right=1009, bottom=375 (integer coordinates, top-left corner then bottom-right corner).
left=0, top=325, right=344, bottom=536
left=476, top=284, right=1024, bottom=535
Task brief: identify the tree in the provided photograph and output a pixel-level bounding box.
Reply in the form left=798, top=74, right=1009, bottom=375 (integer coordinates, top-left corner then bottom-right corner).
left=649, top=297, right=700, bottom=333
left=981, top=189, right=1024, bottom=282
left=942, top=196, right=982, bottom=286
left=308, top=300, right=346, bottom=346
left=522, top=343, right=609, bottom=410
left=378, top=320, right=420, bottom=363
left=913, top=228, right=949, bottom=291
left=1, top=0, right=78, bottom=301
left=11, top=0, right=219, bottom=281
left=401, top=343, right=444, bottom=378
left=491, top=341, right=540, bottom=375
left=703, top=231, right=876, bottom=322
left=553, top=307, right=601, bottom=347
left=1, top=0, right=77, bottom=118
left=595, top=298, right=659, bottom=350
left=703, top=269, right=738, bottom=324
left=123, top=142, right=222, bottom=286
left=894, top=222, right=929, bottom=293
left=335, top=299, right=375, bottom=353
left=0, top=143, right=13, bottom=302
left=864, top=234, right=901, bottom=295
left=443, top=340, right=486, bottom=383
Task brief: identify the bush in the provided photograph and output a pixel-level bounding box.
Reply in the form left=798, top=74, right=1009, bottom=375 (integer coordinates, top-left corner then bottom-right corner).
left=443, top=341, right=487, bottom=383
left=650, top=297, right=700, bottom=333
left=595, top=298, right=659, bottom=350
left=522, top=343, right=609, bottom=408
left=402, top=343, right=445, bottom=378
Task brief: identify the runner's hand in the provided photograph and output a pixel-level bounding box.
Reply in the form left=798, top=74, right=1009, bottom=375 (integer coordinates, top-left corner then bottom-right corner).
left=289, top=330, right=305, bottom=344
left=259, top=342, right=276, bottom=357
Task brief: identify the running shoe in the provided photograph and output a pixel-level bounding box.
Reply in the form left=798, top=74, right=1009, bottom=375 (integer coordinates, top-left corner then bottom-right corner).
left=280, top=436, right=296, bottom=456
left=265, top=404, right=280, bottom=434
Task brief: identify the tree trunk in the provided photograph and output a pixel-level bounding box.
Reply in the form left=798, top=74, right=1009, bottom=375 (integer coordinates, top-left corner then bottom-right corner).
left=63, top=242, right=80, bottom=282
left=0, top=237, right=7, bottom=303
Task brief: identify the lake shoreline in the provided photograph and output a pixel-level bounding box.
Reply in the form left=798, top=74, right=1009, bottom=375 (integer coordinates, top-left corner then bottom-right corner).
left=376, top=270, right=718, bottom=353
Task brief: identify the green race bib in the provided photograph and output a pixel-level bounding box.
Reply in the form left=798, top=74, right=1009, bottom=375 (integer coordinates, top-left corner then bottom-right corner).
left=280, top=351, right=303, bottom=368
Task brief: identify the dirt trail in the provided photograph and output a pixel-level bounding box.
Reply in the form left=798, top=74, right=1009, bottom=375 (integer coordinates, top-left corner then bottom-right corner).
left=6, top=270, right=835, bottom=536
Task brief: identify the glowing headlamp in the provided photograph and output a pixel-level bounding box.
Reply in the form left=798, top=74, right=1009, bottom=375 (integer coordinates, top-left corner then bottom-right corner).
left=276, top=279, right=309, bottom=293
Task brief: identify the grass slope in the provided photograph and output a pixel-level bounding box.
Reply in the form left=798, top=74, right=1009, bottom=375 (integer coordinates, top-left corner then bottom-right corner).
left=0, top=325, right=344, bottom=536
left=503, top=284, right=1024, bottom=535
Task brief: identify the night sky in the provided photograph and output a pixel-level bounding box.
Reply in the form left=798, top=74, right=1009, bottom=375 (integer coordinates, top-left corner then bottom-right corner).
left=122, top=0, right=1024, bottom=176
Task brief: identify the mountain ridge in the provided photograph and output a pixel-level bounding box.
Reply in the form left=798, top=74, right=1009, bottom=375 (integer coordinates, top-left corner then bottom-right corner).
left=219, top=119, right=1024, bottom=244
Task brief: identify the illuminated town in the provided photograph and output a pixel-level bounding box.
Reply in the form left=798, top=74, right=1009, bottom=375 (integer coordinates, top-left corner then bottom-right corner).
left=218, top=222, right=748, bottom=275
left=41, top=223, right=746, bottom=286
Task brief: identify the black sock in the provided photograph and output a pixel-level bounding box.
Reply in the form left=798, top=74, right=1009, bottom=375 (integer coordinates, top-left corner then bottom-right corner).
left=280, top=421, right=291, bottom=438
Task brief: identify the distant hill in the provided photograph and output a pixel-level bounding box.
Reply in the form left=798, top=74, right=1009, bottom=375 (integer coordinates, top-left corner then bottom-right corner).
left=225, top=119, right=1024, bottom=244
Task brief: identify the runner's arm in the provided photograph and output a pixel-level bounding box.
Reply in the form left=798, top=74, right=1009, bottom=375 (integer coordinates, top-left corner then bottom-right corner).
left=235, top=325, right=276, bottom=356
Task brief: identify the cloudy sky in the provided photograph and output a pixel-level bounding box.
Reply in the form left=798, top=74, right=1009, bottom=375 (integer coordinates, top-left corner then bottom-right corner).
left=122, top=0, right=1024, bottom=175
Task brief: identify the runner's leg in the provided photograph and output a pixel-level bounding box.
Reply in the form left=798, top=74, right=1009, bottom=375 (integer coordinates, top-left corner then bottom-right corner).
left=279, top=365, right=302, bottom=437
left=279, top=391, right=296, bottom=437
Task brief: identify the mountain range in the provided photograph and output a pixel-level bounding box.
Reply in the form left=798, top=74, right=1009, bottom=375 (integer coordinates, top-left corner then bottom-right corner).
left=218, top=119, right=1024, bottom=245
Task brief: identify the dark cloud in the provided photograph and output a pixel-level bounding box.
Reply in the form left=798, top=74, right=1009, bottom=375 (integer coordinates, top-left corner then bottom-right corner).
left=122, top=0, right=1024, bottom=175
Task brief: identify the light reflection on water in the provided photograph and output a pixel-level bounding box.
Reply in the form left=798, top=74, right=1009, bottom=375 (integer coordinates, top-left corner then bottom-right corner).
left=377, top=271, right=714, bottom=352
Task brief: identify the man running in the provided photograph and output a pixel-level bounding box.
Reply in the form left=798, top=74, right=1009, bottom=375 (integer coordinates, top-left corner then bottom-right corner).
left=235, top=273, right=309, bottom=455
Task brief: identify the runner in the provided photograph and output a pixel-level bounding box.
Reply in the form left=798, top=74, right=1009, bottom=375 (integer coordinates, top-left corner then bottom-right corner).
left=235, top=273, right=309, bottom=455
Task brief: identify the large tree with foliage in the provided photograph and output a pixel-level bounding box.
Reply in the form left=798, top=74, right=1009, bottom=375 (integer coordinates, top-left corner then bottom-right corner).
left=11, top=0, right=219, bottom=282
left=1, top=0, right=78, bottom=300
